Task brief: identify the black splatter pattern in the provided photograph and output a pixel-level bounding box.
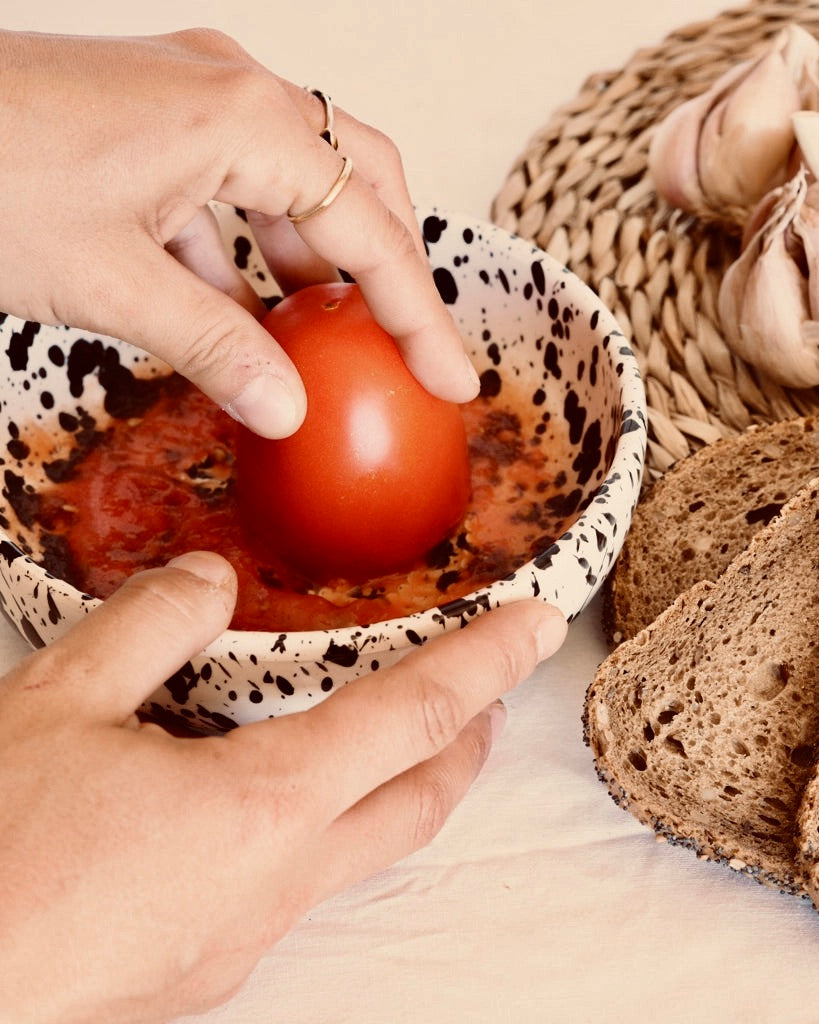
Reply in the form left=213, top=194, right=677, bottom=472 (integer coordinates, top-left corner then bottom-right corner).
left=0, top=204, right=646, bottom=734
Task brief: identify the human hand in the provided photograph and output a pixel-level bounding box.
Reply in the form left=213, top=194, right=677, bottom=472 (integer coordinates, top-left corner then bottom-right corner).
left=0, top=29, right=479, bottom=440
left=0, top=551, right=566, bottom=1023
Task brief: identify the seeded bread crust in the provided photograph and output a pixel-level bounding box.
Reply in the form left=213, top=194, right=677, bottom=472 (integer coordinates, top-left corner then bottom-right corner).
left=796, top=773, right=819, bottom=904
left=603, top=416, right=819, bottom=645
left=585, top=480, right=819, bottom=900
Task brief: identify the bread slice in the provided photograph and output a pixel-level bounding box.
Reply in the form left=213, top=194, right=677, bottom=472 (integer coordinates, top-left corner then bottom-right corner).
left=796, top=773, right=819, bottom=905
left=585, top=479, right=819, bottom=898
left=603, top=416, right=819, bottom=644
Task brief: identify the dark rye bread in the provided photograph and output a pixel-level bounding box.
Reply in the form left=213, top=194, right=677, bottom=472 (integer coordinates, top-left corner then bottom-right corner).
left=584, top=480, right=819, bottom=900
left=603, top=416, right=819, bottom=645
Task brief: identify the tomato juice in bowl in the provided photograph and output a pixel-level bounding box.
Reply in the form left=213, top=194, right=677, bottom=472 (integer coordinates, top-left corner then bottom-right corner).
left=0, top=206, right=646, bottom=733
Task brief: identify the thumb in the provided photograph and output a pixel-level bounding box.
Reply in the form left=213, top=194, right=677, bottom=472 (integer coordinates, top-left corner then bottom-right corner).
left=107, top=241, right=307, bottom=438
left=1, top=552, right=237, bottom=727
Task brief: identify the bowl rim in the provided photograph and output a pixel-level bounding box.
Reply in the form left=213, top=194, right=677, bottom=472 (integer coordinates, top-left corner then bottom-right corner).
left=0, top=207, right=646, bottom=658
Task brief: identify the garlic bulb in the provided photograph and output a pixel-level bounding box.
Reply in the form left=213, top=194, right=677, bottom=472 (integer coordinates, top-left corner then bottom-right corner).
left=717, top=166, right=819, bottom=387
left=649, top=24, right=819, bottom=228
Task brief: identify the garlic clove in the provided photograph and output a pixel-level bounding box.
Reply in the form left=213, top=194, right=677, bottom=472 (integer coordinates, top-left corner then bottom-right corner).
left=718, top=169, right=819, bottom=387
left=793, top=180, right=819, bottom=318
left=646, top=95, right=710, bottom=214
left=792, top=109, right=819, bottom=177
left=650, top=24, right=819, bottom=228
left=734, top=247, right=819, bottom=387
left=780, top=22, right=819, bottom=106
left=648, top=60, right=750, bottom=221
left=698, top=48, right=801, bottom=216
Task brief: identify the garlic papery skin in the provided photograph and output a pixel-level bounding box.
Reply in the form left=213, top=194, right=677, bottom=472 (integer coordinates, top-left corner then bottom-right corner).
left=649, top=24, right=819, bottom=229
left=793, top=181, right=819, bottom=326
left=718, top=168, right=819, bottom=388
left=793, top=109, right=819, bottom=177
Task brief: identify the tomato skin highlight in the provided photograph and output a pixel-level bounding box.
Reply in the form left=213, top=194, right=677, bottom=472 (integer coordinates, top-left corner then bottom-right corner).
left=236, top=282, right=471, bottom=582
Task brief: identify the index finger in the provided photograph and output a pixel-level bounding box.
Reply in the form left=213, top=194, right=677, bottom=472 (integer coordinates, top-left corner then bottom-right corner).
left=235, top=600, right=567, bottom=824
left=290, top=163, right=481, bottom=404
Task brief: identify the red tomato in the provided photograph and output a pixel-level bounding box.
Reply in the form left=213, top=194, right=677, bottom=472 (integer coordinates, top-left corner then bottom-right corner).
left=236, top=282, right=471, bottom=582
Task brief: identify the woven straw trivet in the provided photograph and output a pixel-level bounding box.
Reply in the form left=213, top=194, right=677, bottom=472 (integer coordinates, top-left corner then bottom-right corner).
left=491, top=0, right=819, bottom=480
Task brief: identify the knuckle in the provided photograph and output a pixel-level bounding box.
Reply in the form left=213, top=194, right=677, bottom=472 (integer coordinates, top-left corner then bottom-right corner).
left=416, top=678, right=462, bottom=755
left=356, top=207, right=418, bottom=277
left=464, top=715, right=494, bottom=773
left=365, top=124, right=403, bottom=167
left=173, top=310, right=244, bottom=386
left=388, top=215, right=421, bottom=261
left=411, top=768, right=455, bottom=847
left=167, top=27, right=248, bottom=62
left=233, top=772, right=289, bottom=840
left=123, top=569, right=217, bottom=628
left=408, top=714, right=493, bottom=849
left=352, top=120, right=403, bottom=171
left=224, top=734, right=306, bottom=835
left=218, top=65, right=287, bottom=120
left=493, top=636, right=531, bottom=689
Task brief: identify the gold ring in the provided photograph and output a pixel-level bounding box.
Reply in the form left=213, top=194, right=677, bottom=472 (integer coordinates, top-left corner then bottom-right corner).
left=307, top=87, right=339, bottom=150
left=287, top=156, right=354, bottom=225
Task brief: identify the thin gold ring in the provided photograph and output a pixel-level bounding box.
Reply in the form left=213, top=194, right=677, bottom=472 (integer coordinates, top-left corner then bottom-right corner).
left=287, top=156, right=354, bottom=225
left=307, top=87, right=339, bottom=150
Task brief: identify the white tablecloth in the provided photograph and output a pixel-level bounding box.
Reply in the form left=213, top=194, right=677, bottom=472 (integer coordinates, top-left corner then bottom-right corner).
left=8, top=1, right=819, bottom=1021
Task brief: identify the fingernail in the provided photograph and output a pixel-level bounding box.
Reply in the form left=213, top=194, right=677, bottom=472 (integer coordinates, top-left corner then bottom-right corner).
left=225, top=373, right=306, bottom=439
left=535, top=605, right=569, bottom=662
left=167, top=551, right=234, bottom=587
left=489, top=698, right=507, bottom=742
left=463, top=351, right=481, bottom=393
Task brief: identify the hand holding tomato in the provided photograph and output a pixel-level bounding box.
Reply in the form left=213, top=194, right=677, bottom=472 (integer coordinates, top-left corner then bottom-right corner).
left=0, top=551, right=567, bottom=1022
left=238, top=283, right=472, bottom=581
left=0, top=29, right=479, bottom=441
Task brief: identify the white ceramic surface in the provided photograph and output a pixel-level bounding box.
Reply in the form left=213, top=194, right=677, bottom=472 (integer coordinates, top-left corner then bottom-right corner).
left=0, top=206, right=646, bottom=731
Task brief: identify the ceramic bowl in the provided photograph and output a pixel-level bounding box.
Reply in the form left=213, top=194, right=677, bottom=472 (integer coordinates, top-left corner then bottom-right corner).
left=0, top=206, right=646, bottom=732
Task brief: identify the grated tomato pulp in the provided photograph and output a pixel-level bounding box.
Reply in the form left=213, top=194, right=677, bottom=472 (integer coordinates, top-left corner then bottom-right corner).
left=35, top=373, right=580, bottom=631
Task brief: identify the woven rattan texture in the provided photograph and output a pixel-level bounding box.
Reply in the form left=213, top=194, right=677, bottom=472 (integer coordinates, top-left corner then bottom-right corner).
left=491, top=1, right=819, bottom=479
